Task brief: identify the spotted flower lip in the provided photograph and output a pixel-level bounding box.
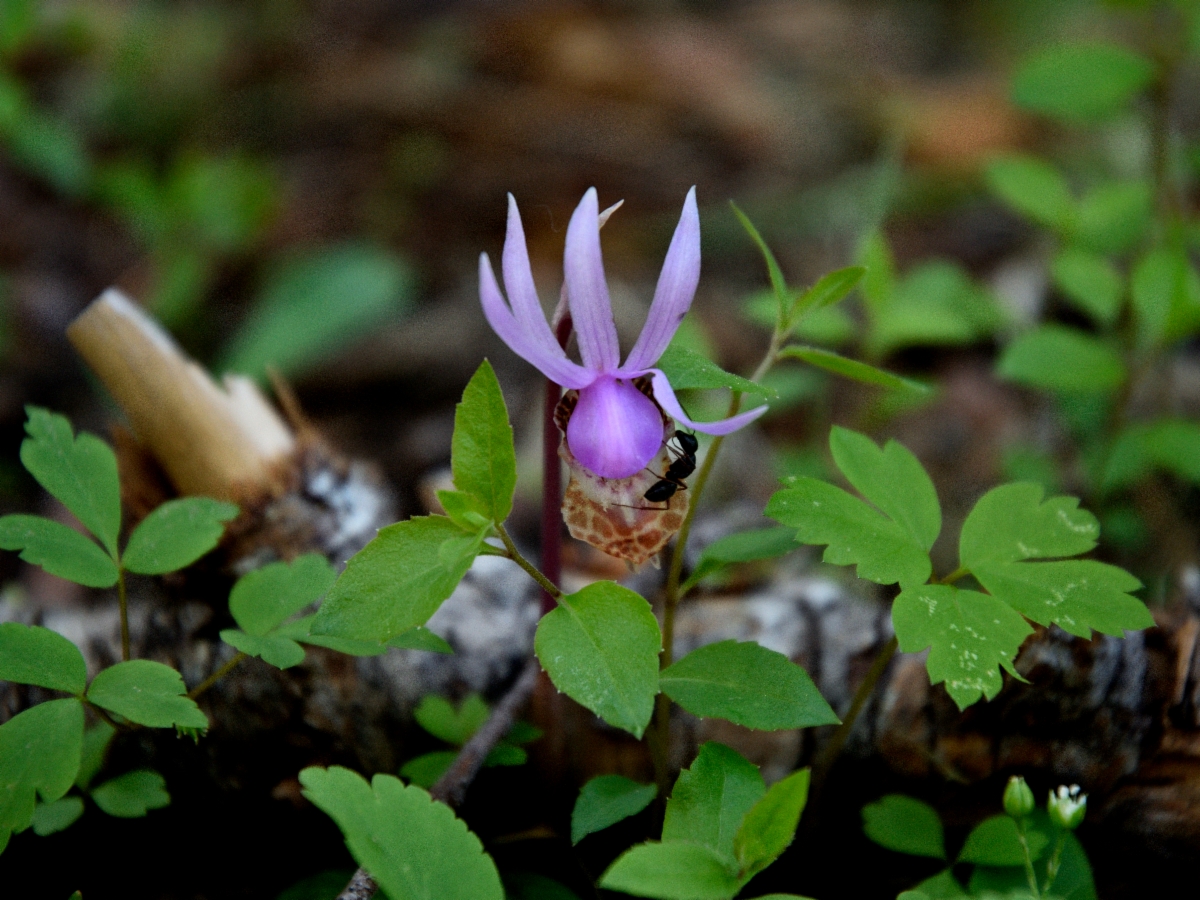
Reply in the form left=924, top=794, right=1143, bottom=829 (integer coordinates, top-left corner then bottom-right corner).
left=480, top=186, right=768, bottom=479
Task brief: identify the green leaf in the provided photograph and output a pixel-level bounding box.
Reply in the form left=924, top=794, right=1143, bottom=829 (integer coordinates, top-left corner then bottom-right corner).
left=600, top=841, right=742, bottom=900
left=0, top=622, right=87, bottom=694
left=299, top=765, right=504, bottom=900
left=971, top=559, right=1152, bottom=638
left=19, top=408, right=121, bottom=557
left=893, top=585, right=1033, bottom=709
left=0, top=698, right=84, bottom=847
left=657, top=343, right=776, bottom=398
left=1130, top=247, right=1200, bottom=351
left=483, top=743, right=525, bottom=767
left=230, top=554, right=337, bottom=636
left=911, top=870, right=968, bottom=898
left=571, top=774, right=657, bottom=844
left=858, top=231, right=896, bottom=312
left=452, top=360, right=517, bottom=523
left=399, top=751, right=457, bottom=789
left=831, top=427, right=941, bottom=551
left=437, top=490, right=491, bottom=532
left=790, top=266, right=865, bottom=322
left=86, top=660, right=209, bottom=730
left=663, top=742, right=764, bottom=860
left=387, top=627, right=454, bottom=654
left=732, top=201, right=790, bottom=325
left=957, top=815, right=1046, bottom=866
left=997, top=326, right=1125, bottom=394
left=660, top=641, right=838, bottom=731
left=504, top=872, right=583, bottom=900
left=31, top=795, right=84, bottom=836
left=75, top=721, right=115, bottom=791
left=533, top=581, right=661, bottom=738
left=970, top=827, right=1096, bottom=900
left=218, top=244, right=413, bottom=382
left=276, top=870, right=359, bottom=900
left=90, top=769, right=170, bottom=818
left=220, top=629, right=306, bottom=669
left=122, top=497, right=239, bottom=575
left=960, top=483, right=1099, bottom=569
left=1051, top=249, right=1123, bottom=327
left=778, top=347, right=928, bottom=394
left=1103, top=418, right=1200, bottom=491
left=681, top=527, right=799, bottom=594
left=0, top=515, right=118, bottom=588
left=733, top=769, right=810, bottom=877
left=1075, top=181, right=1152, bottom=254
left=985, top=156, right=1075, bottom=233
left=1012, top=42, right=1155, bottom=122
left=271, top=614, right=384, bottom=656
left=414, top=694, right=489, bottom=745
left=313, top=516, right=481, bottom=643
left=861, top=794, right=945, bottom=859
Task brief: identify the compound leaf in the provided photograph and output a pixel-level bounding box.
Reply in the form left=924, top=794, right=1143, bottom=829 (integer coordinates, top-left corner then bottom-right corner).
left=960, top=482, right=1099, bottom=569
left=122, top=497, right=239, bottom=575
left=414, top=694, right=489, bottom=746
left=31, top=795, right=84, bottom=836
left=534, top=581, right=661, bottom=739
left=220, top=629, right=306, bottom=669
left=0, top=622, right=87, bottom=694
left=572, top=775, right=657, bottom=845
left=230, top=553, right=337, bottom=636
left=0, top=698, right=84, bottom=847
left=0, top=515, right=118, bottom=588
left=399, top=751, right=457, bottom=789
left=299, top=765, right=504, bottom=900
left=86, top=660, right=208, bottom=730
left=660, top=641, right=838, bottom=731
left=90, top=769, right=170, bottom=818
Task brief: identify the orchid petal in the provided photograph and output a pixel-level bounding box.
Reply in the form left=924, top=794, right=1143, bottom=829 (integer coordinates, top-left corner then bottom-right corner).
left=565, top=188, right=621, bottom=373
left=644, top=369, right=768, bottom=435
left=622, top=187, right=700, bottom=372
left=502, top=194, right=577, bottom=364
left=480, top=253, right=594, bottom=390
left=567, top=376, right=664, bottom=480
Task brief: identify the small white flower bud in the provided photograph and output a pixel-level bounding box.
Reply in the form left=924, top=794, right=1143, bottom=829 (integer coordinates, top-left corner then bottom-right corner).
left=1047, top=784, right=1087, bottom=830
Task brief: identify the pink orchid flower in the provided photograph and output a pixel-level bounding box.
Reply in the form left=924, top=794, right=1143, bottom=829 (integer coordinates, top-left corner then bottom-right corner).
left=480, top=187, right=767, bottom=480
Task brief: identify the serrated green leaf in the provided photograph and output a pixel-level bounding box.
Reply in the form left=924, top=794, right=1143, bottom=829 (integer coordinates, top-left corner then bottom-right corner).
left=660, top=641, right=838, bottom=731
left=220, top=629, right=306, bottom=669
left=436, top=490, right=491, bottom=531
left=387, top=626, right=454, bottom=654
left=831, top=427, right=940, bottom=551
left=790, top=266, right=865, bottom=322
left=122, top=497, right=239, bottom=575
left=90, top=769, right=170, bottom=818
left=1131, top=247, right=1200, bottom=351
left=19, top=408, right=121, bottom=557
left=414, top=694, right=489, bottom=745
left=230, top=554, right=337, bottom=636
left=657, top=343, right=776, bottom=398
left=534, top=581, right=661, bottom=738
left=0, top=515, right=118, bottom=588
left=31, top=795, right=84, bottom=835
left=75, top=721, right=114, bottom=791
left=778, top=347, right=928, bottom=394
left=1012, top=42, right=1155, bottom=122
left=1052, top=249, right=1123, bottom=327
left=960, top=483, right=1098, bottom=569
left=0, top=622, right=87, bottom=694
left=399, top=751, right=457, bottom=789
left=767, top=478, right=931, bottom=587
left=732, top=201, right=789, bottom=325
left=313, top=516, right=481, bottom=643
left=600, top=841, right=742, bottom=900
left=452, top=360, right=517, bottom=523
left=86, top=660, right=208, bottom=729
left=893, top=585, right=1033, bottom=709
left=681, top=526, right=798, bottom=594
left=1075, top=181, right=1152, bottom=254
left=299, top=765, right=504, bottom=900
left=985, top=156, right=1075, bottom=233
left=218, top=244, right=413, bottom=382
left=571, top=774, right=657, bottom=844
left=663, top=742, right=764, bottom=860
left=0, top=698, right=84, bottom=846
left=733, top=769, right=810, bottom=877
left=957, top=815, right=1046, bottom=866
left=861, top=794, right=945, bottom=859
left=997, top=326, right=1125, bottom=394
left=972, top=559, right=1152, bottom=638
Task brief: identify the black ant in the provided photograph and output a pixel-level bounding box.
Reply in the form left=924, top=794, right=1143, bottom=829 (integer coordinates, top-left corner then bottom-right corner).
left=643, top=431, right=698, bottom=505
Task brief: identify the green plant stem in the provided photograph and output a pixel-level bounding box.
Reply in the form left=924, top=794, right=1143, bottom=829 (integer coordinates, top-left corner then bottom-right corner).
left=188, top=652, right=247, bottom=700
left=496, top=523, right=563, bottom=601
left=1015, top=817, right=1043, bottom=899
left=1042, top=830, right=1068, bottom=896
left=117, top=567, right=130, bottom=661
left=651, top=328, right=786, bottom=796
left=935, top=566, right=969, bottom=586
